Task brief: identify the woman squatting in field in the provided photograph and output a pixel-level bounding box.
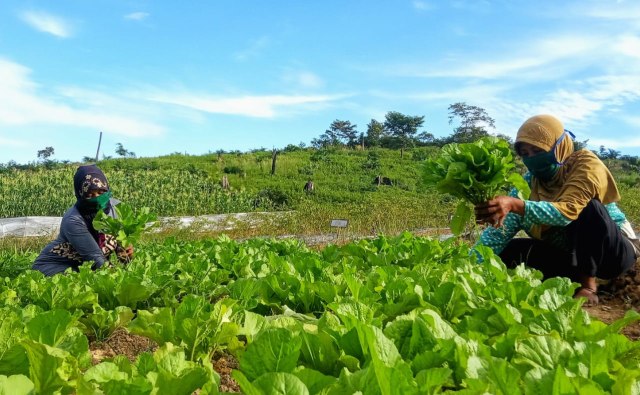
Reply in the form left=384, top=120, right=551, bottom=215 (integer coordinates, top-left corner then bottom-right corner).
left=474, top=114, right=640, bottom=305
left=32, top=165, right=133, bottom=276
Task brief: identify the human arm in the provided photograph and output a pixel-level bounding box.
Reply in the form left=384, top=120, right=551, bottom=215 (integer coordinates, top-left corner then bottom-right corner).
left=473, top=211, right=523, bottom=257
left=60, top=215, right=107, bottom=269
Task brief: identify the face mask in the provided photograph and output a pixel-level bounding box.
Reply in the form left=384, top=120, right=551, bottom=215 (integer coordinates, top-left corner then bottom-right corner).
left=522, top=130, right=574, bottom=181
left=85, top=191, right=112, bottom=211
left=523, top=151, right=559, bottom=181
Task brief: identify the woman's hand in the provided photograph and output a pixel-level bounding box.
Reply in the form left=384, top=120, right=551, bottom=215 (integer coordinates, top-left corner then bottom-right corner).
left=100, top=234, right=118, bottom=256
left=116, top=245, right=134, bottom=263
left=475, top=196, right=525, bottom=228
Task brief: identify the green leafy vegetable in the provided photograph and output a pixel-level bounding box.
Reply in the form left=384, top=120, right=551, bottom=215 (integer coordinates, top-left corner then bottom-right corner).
left=422, top=137, right=530, bottom=234
left=93, top=203, right=157, bottom=247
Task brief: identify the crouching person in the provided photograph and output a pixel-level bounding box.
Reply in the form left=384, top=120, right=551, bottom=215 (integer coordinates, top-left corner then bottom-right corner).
left=32, top=165, right=133, bottom=276
left=474, top=115, right=640, bottom=305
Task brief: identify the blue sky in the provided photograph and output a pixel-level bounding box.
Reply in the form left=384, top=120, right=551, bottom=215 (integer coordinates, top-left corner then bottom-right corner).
left=1, top=1, right=640, bottom=164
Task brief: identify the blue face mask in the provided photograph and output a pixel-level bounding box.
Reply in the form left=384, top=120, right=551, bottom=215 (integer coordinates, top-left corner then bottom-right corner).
left=522, top=130, right=574, bottom=181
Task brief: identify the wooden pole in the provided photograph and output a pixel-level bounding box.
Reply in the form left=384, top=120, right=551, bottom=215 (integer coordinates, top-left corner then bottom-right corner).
left=271, top=148, right=278, bottom=175
left=94, top=132, right=103, bottom=162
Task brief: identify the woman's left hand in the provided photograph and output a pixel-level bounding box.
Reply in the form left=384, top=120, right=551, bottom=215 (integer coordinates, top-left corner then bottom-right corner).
left=474, top=196, right=525, bottom=228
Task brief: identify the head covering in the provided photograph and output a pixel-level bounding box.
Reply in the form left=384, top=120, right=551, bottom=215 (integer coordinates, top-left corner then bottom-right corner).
left=73, top=165, right=112, bottom=241
left=515, top=115, right=620, bottom=238
left=74, top=164, right=109, bottom=200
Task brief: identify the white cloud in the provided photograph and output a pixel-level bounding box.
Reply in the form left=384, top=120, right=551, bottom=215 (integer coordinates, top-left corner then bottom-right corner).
left=412, top=1, right=433, bottom=11
left=401, top=35, right=603, bottom=80
left=0, top=136, right=28, bottom=147
left=20, top=10, right=72, bottom=38
left=148, top=93, right=344, bottom=118
left=582, top=2, right=640, bottom=20
left=586, top=136, right=640, bottom=150
left=124, top=12, right=149, bottom=21
left=233, top=36, right=270, bottom=61
left=613, top=35, right=640, bottom=58
left=623, top=115, right=640, bottom=128
left=281, top=70, right=324, bottom=89
left=0, top=59, right=164, bottom=138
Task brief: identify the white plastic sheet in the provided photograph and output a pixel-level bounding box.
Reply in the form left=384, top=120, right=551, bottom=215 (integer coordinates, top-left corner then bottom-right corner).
left=0, top=217, right=62, bottom=238
left=0, top=212, right=291, bottom=238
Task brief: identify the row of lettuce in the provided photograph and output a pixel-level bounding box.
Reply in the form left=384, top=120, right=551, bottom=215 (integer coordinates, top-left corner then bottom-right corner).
left=1, top=233, right=640, bottom=394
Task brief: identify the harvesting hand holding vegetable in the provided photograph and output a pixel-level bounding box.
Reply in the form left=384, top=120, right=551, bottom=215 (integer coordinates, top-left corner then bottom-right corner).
left=474, top=195, right=524, bottom=228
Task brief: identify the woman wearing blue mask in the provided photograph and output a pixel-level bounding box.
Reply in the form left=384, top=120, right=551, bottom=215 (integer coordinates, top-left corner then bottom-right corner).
left=32, top=165, right=133, bottom=276
left=474, top=115, right=639, bottom=305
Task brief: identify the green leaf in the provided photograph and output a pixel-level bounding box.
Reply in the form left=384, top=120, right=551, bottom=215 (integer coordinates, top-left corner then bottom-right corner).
left=25, top=309, right=90, bottom=369
left=150, top=343, right=213, bottom=395
left=450, top=201, right=472, bottom=236
left=80, top=305, right=134, bottom=342
left=93, top=203, right=157, bottom=247
left=252, top=372, right=310, bottom=395
left=513, top=335, right=572, bottom=371
left=128, top=308, right=175, bottom=346
left=415, top=368, right=452, bottom=394
left=0, top=308, right=29, bottom=376
left=508, top=173, right=530, bottom=199
left=239, top=328, right=302, bottom=381
left=299, top=330, right=341, bottom=375
left=0, top=375, right=34, bottom=395
left=21, top=339, right=78, bottom=395
left=293, top=367, right=336, bottom=395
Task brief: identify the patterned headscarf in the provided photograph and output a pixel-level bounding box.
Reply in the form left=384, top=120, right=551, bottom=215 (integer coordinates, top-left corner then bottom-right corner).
left=74, top=164, right=110, bottom=201
left=515, top=115, right=620, bottom=237
left=73, top=165, right=111, bottom=241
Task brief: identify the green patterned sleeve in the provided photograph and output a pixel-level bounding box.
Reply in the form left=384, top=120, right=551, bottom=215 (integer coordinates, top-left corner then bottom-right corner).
left=475, top=212, right=523, bottom=256
left=522, top=201, right=572, bottom=227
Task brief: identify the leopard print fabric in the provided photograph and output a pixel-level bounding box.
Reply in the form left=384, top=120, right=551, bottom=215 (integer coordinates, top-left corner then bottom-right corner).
left=50, top=234, right=117, bottom=262
left=50, top=242, right=83, bottom=262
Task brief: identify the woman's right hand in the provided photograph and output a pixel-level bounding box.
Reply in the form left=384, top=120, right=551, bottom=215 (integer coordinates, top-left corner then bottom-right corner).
left=116, top=245, right=134, bottom=263
left=475, top=196, right=525, bottom=228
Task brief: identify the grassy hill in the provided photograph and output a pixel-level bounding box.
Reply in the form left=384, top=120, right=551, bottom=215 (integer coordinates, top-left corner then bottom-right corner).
left=1, top=146, right=639, bottom=238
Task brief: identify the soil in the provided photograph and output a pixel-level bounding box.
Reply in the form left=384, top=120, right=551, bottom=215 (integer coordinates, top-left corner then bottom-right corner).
left=90, top=330, right=241, bottom=393
left=584, top=259, right=640, bottom=340
left=89, top=327, right=158, bottom=364
left=212, top=351, right=241, bottom=393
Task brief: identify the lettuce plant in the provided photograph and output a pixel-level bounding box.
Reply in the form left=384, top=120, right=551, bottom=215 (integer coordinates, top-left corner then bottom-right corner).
left=93, top=203, right=157, bottom=248
left=422, top=137, right=530, bottom=234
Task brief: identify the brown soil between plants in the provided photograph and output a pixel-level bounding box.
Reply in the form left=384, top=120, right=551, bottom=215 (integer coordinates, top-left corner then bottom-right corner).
left=89, top=329, right=241, bottom=393
left=584, top=259, right=640, bottom=340
left=213, top=351, right=241, bottom=393
left=89, top=327, right=158, bottom=364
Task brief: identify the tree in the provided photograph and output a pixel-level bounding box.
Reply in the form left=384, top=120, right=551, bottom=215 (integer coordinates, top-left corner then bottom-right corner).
left=365, top=119, right=385, bottom=148
left=383, top=111, right=425, bottom=158
left=447, top=102, right=495, bottom=143
left=37, top=146, right=55, bottom=161
left=573, top=139, right=589, bottom=152
left=598, top=145, right=621, bottom=160
left=115, top=143, right=136, bottom=158
left=416, top=131, right=435, bottom=145
left=312, top=120, right=359, bottom=148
